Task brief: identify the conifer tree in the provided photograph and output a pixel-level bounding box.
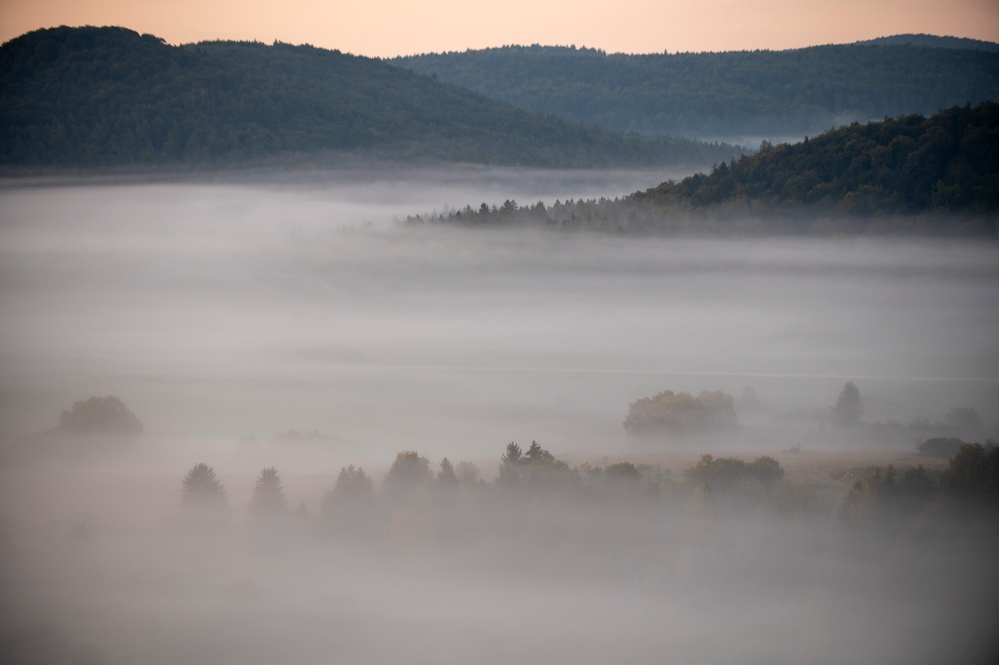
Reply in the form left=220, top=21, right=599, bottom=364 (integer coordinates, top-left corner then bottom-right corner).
left=249, top=466, right=288, bottom=517
left=181, top=463, right=227, bottom=511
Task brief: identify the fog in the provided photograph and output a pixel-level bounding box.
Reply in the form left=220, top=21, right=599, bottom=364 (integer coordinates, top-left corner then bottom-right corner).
left=1, top=168, right=998, bottom=664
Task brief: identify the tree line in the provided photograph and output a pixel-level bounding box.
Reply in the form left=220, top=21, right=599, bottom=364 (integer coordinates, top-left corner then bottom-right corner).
left=180, top=438, right=999, bottom=539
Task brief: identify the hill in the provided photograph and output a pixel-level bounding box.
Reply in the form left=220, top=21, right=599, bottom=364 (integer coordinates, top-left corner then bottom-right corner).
left=405, top=104, right=999, bottom=235
left=0, top=26, right=736, bottom=170
left=391, top=41, right=999, bottom=139
left=856, top=34, right=999, bottom=53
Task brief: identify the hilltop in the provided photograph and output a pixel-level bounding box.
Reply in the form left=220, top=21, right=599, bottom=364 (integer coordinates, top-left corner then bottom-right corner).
left=855, top=34, right=999, bottom=52
left=392, top=40, right=999, bottom=139
left=0, top=26, right=736, bottom=170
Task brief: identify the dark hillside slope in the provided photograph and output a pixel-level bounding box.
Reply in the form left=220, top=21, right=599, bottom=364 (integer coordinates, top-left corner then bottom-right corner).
left=0, top=26, right=734, bottom=169
left=392, top=43, right=999, bottom=138
left=637, top=103, right=999, bottom=216
left=408, top=104, right=999, bottom=236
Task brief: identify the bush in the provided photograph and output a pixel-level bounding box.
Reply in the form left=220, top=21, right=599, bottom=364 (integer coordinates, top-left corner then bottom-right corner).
left=918, top=437, right=966, bottom=458
left=686, top=454, right=785, bottom=493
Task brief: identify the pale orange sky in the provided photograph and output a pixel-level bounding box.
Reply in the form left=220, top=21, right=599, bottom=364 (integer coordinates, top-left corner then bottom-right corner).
left=1, top=0, right=997, bottom=57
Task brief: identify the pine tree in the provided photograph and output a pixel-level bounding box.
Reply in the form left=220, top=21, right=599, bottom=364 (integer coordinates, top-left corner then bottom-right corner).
left=437, top=457, right=459, bottom=488
left=498, top=442, right=525, bottom=486
left=325, top=465, right=374, bottom=507
left=181, top=463, right=227, bottom=511
left=831, top=381, right=865, bottom=426
left=248, top=466, right=288, bottom=517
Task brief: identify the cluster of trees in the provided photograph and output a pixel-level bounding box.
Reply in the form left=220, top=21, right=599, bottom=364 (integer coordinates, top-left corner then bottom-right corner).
left=687, top=454, right=785, bottom=493
left=57, top=395, right=143, bottom=440
left=623, top=390, right=738, bottom=438
left=820, top=382, right=995, bottom=452
left=842, top=443, right=999, bottom=532
left=406, top=104, right=999, bottom=235
left=181, top=462, right=287, bottom=516
left=3, top=395, right=145, bottom=460
left=392, top=41, right=999, bottom=138
left=0, top=26, right=737, bottom=169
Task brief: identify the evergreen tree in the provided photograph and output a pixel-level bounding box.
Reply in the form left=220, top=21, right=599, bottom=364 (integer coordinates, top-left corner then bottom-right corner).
left=324, top=465, right=374, bottom=506
left=498, top=442, right=525, bottom=485
left=437, top=457, right=459, bottom=488
left=831, top=381, right=865, bottom=427
left=524, top=440, right=554, bottom=463
left=248, top=466, right=288, bottom=517
left=181, top=463, right=226, bottom=511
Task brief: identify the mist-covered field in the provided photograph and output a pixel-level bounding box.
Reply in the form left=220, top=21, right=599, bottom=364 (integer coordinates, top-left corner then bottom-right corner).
left=2, top=168, right=998, bottom=664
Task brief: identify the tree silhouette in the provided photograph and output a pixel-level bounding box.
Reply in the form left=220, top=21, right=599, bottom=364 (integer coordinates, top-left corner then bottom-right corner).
left=382, top=451, right=432, bottom=501
left=456, top=461, right=481, bottom=486
left=248, top=466, right=287, bottom=517
left=437, top=457, right=459, bottom=488
left=181, top=463, right=226, bottom=511
left=321, top=465, right=375, bottom=526
left=498, top=442, right=525, bottom=485
left=327, top=465, right=374, bottom=504
left=831, top=381, right=865, bottom=426
left=525, top=440, right=555, bottom=463
left=58, top=395, right=143, bottom=440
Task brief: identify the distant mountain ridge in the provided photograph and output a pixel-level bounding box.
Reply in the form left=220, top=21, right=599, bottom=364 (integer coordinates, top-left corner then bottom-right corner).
left=0, top=26, right=736, bottom=170
left=855, top=34, right=999, bottom=52
left=392, top=39, right=999, bottom=139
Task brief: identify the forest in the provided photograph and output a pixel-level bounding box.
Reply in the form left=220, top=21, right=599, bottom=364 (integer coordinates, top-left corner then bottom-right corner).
left=392, top=39, right=999, bottom=138
left=0, top=26, right=738, bottom=170
left=405, top=103, right=999, bottom=235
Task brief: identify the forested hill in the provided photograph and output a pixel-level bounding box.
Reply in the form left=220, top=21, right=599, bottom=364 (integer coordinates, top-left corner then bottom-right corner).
left=391, top=41, right=999, bottom=138
left=405, top=104, right=999, bottom=235
left=637, top=103, right=999, bottom=214
left=0, top=26, right=736, bottom=170
left=856, top=34, right=999, bottom=52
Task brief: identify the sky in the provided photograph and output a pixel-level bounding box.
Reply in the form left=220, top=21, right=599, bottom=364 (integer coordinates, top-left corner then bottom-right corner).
left=1, top=0, right=997, bottom=57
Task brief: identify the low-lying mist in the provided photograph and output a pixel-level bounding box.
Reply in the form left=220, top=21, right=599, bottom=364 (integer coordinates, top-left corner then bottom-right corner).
left=2, top=168, right=998, bottom=664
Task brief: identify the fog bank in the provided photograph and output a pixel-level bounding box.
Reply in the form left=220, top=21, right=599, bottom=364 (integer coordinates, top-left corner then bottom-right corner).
left=2, top=169, right=998, bottom=664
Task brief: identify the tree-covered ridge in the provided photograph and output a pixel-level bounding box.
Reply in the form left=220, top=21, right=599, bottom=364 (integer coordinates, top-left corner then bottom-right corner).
left=637, top=103, right=999, bottom=214
left=0, top=26, right=737, bottom=169
left=391, top=42, right=999, bottom=137
left=406, top=104, right=999, bottom=235
left=855, top=34, right=999, bottom=53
